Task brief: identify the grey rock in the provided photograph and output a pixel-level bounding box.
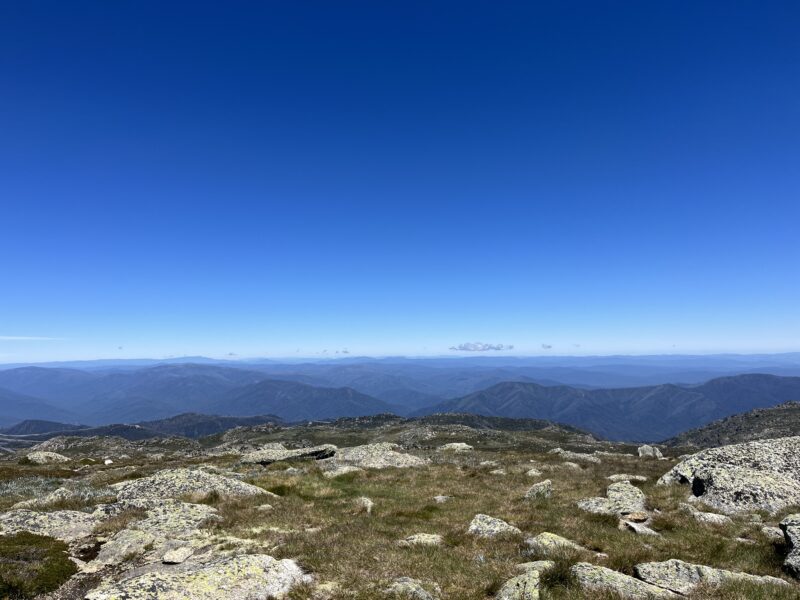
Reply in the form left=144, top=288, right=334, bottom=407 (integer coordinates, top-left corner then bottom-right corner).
left=525, top=532, right=588, bottom=557
left=0, top=508, right=100, bottom=542
left=113, top=468, right=270, bottom=500
left=548, top=448, right=601, bottom=464
left=329, top=443, right=428, bottom=469
left=437, top=442, right=473, bottom=452
left=496, top=570, right=542, bottom=600
left=398, top=533, right=443, bottom=547
left=524, top=480, right=553, bottom=500
left=467, top=514, right=521, bottom=538
left=240, top=444, right=337, bottom=465
left=385, top=577, right=438, bottom=600
left=638, top=445, right=664, bottom=459
left=658, top=436, right=800, bottom=514
left=607, top=474, right=648, bottom=483
left=162, top=546, right=193, bottom=564
left=577, top=481, right=646, bottom=517
left=762, top=525, right=784, bottom=541
left=84, top=554, right=309, bottom=599
left=780, top=514, right=800, bottom=578
left=571, top=562, right=679, bottom=598
left=25, top=451, right=70, bottom=464
left=635, top=558, right=790, bottom=595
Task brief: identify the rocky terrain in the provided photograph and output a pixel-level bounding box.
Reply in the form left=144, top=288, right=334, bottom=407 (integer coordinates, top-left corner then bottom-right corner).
left=664, top=402, right=800, bottom=448
left=0, top=416, right=799, bottom=599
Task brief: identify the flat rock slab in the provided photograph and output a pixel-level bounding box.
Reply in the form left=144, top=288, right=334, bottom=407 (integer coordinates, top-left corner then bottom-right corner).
left=437, top=443, right=473, bottom=452
left=113, top=468, right=269, bottom=500
left=548, top=448, right=601, bottom=464
left=84, top=554, right=309, bottom=600
left=634, top=559, right=790, bottom=595
left=26, top=451, right=70, bottom=464
left=0, top=508, right=100, bottom=542
left=240, top=444, right=337, bottom=465
left=658, top=436, right=800, bottom=514
left=572, top=563, right=679, bottom=598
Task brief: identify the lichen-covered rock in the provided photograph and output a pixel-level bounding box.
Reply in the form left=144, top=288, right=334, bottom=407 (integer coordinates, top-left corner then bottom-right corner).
left=638, top=445, right=664, bottom=459
left=496, top=569, right=542, bottom=600
left=679, top=503, right=732, bottom=526
left=467, top=514, right=521, bottom=537
left=524, top=480, right=552, bottom=500
left=84, top=554, right=309, bottom=599
left=162, top=545, right=193, bottom=564
left=657, top=436, right=800, bottom=514
left=634, top=558, right=790, bottom=595
left=322, top=465, right=363, bottom=478
left=516, top=560, right=555, bottom=573
left=385, top=577, right=438, bottom=600
left=0, top=508, right=100, bottom=542
left=25, top=451, right=70, bottom=464
left=398, top=533, right=443, bottom=547
left=112, top=468, right=269, bottom=500
left=780, top=514, right=800, bottom=578
left=525, top=532, right=588, bottom=556
left=577, top=481, right=646, bottom=517
left=607, top=474, right=648, bottom=483
left=571, top=563, right=679, bottom=598
left=437, top=442, right=473, bottom=452
left=85, top=529, right=156, bottom=572
left=329, top=443, right=429, bottom=469
left=548, top=448, right=601, bottom=464
left=525, top=468, right=543, bottom=477
left=240, top=444, right=337, bottom=465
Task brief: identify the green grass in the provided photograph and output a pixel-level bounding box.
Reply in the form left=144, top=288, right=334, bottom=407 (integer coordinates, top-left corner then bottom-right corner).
left=0, top=532, right=78, bottom=599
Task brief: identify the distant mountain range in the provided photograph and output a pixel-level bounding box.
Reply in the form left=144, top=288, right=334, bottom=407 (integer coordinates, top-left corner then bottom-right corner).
left=412, top=374, right=800, bottom=441
left=1, top=359, right=800, bottom=442
left=663, top=401, right=800, bottom=448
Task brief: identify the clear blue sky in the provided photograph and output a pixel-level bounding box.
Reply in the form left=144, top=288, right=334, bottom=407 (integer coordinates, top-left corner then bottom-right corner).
left=1, top=1, right=798, bottom=362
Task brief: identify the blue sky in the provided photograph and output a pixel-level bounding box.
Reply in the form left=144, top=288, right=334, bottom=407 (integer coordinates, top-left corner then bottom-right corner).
left=1, top=1, right=799, bottom=362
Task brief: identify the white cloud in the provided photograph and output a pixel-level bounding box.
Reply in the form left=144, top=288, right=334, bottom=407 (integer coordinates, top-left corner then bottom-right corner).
left=449, top=342, right=514, bottom=352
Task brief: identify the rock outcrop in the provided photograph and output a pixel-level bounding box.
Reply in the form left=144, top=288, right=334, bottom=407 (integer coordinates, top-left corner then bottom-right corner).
left=113, top=468, right=269, bottom=500
left=658, top=436, right=800, bottom=514
left=84, top=554, right=309, bottom=599
left=780, top=514, right=800, bottom=578
left=571, top=563, right=679, bottom=598
left=240, top=443, right=337, bottom=465
left=634, top=559, right=790, bottom=595
left=25, top=451, right=70, bottom=464
left=326, top=443, right=429, bottom=469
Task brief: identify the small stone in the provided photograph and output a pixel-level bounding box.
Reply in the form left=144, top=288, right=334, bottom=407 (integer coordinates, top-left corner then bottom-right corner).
left=385, top=577, right=438, bottom=600
left=525, top=532, right=588, bottom=557
left=356, top=496, right=374, bottom=514
left=162, top=546, right=193, bottom=564
left=607, top=474, right=648, bottom=483
left=398, top=533, right=443, bottom=547
left=437, top=443, right=473, bottom=452
left=433, top=495, right=451, bottom=504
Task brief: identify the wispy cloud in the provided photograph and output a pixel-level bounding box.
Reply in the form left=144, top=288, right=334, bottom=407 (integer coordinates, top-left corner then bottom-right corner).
left=0, top=336, right=63, bottom=341
left=449, top=342, right=514, bottom=352
left=541, top=343, right=553, bottom=350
